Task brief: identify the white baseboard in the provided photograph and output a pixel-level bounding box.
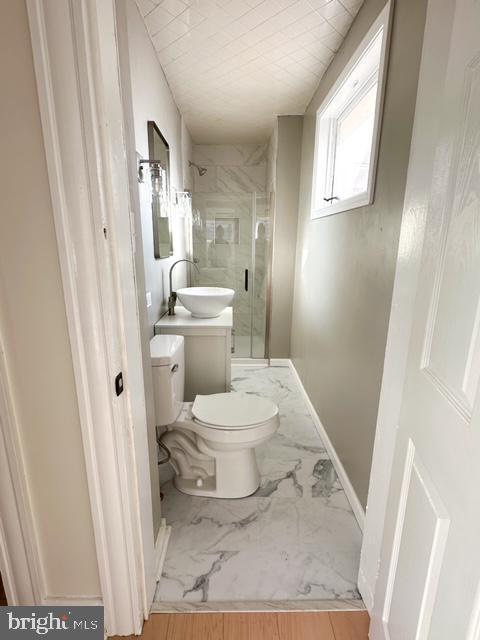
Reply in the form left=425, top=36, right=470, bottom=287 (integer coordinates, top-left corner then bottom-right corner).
left=232, top=359, right=290, bottom=367
left=43, top=597, right=105, bottom=640
left=42, top=595, right=102, bottom=606
left=154, top=519, right=171, bottom=582
left=358, top=567, right=374, bottom=612
left=269, top=358, right=291, bottom=367
left=232, top=359, right=269, bottom=367
left=287, top=360, right=366, bottom=532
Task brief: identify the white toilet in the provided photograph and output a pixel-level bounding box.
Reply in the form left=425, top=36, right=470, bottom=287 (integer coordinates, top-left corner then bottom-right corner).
left=150, top=334, right=279, bottom=498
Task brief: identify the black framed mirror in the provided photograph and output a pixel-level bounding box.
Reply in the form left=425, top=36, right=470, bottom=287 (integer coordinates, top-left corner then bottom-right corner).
left=147, top=120, right=173, bottom=259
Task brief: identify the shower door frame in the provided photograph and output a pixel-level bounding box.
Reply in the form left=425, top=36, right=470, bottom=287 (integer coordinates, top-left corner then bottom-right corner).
left=248, top=190, right=274, bottom=361
left=247, top=191, right=258, bottom=359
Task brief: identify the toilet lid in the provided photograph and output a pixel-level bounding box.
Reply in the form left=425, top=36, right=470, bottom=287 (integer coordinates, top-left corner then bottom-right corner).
left=192, top=392, right=278, bottom=429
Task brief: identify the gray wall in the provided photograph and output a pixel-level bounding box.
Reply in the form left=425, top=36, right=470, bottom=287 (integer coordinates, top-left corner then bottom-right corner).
left=290, top=0, right=428, bottom=507
left=116, top=0, right=193, bottom=536
left=125, top=0, right=190, bottom=334
left=269, top=117, right=303, bottom=359
left=0, top=0, right=100, bottom=597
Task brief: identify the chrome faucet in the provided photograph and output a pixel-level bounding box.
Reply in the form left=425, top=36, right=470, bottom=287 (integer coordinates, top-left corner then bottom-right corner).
left=168, top=259, right=199, bottom=315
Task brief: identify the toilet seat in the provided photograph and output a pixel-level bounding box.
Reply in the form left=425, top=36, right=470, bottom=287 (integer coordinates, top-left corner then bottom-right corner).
left=151, top=332, right=280, bottom=498
left=192, top=392, right=278, bottom=430
left=171, top=393, right=279, bottom=448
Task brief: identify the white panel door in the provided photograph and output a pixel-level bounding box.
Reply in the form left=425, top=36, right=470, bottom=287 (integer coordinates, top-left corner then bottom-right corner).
left=372, top=0, right=480, bottom=638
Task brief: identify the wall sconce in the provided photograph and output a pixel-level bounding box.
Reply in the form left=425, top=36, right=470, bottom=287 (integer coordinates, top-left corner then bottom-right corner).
left=138, top=159, right=162, bottom=186
left=150, top=163, right=162, bottom=196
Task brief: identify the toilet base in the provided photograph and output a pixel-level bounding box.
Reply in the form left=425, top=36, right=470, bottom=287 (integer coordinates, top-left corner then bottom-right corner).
left=173, top=447, right=260, bottom=499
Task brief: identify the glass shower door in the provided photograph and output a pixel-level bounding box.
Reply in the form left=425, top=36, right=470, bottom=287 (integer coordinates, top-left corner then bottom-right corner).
left=191, top=191, right=269, bottom=359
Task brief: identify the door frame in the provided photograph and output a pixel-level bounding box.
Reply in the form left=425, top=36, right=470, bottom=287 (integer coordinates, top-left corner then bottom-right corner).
left=20, top=0, right=157, bottom=634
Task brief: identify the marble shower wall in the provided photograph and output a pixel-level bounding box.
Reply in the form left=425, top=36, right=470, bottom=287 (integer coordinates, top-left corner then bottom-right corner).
left=191, top=144, right=270, bottom=357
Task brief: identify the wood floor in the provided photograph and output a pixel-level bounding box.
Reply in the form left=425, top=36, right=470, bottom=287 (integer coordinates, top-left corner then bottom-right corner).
left=114, top=611, right=370, bottom=639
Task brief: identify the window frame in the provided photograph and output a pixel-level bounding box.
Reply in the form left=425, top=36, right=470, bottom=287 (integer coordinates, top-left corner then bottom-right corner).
left=311, top=1, right=392, bottom=220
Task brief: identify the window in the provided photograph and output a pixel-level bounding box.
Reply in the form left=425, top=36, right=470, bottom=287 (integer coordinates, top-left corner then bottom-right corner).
left=311, top=3, right=391, bottom=219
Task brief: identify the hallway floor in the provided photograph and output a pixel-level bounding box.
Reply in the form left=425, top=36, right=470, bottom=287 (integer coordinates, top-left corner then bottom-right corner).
left=154, top=365, right=362, bottom=609
left=112, top=611, right=370, bottom=639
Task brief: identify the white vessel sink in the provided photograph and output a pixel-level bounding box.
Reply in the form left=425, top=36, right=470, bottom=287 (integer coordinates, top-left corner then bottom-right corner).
left=176, top=287, right=234, bottom=318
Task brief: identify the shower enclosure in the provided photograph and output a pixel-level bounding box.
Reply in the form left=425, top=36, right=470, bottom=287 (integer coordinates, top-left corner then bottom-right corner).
left=191, top=191, right=271, bottom=358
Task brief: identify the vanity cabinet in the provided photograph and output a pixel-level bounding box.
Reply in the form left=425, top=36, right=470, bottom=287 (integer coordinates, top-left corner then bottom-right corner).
left=154, top=306, right=232, bottom=402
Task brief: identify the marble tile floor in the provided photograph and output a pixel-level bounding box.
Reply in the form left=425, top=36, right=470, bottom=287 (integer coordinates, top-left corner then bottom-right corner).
left=154, top=366, right=362, bottom=608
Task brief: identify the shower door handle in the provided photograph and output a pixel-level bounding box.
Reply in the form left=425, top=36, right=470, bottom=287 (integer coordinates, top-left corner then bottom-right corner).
left=244, top=269, right=249, bottom=292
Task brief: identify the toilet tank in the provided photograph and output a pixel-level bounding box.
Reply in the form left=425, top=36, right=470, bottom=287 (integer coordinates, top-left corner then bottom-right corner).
left=150, top=334, right=185, bottom=426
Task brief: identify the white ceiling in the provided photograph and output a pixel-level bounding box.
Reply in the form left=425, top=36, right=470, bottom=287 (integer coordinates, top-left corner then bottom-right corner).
left=135, top=0, right=364, bottom=143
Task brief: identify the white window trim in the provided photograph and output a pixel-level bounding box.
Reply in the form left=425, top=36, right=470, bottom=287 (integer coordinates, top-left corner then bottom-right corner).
left=311, top=1, right=393, bottom=220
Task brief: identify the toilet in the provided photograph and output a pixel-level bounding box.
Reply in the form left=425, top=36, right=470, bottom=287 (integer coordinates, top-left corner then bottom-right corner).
left=150, top=334, right=279, bottom=498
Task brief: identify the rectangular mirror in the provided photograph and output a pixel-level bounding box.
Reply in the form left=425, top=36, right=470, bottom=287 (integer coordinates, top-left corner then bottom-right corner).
left=148, top=120, right=173, bottom=258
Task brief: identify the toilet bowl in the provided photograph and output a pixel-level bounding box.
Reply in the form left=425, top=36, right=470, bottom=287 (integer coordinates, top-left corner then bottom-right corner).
left=151, top=334, right=279, bottom=498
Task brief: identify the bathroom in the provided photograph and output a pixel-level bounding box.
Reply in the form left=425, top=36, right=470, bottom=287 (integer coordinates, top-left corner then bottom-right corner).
left=114, top=0, right=426, bottom=616
left=6, top=0, right=477, bottom=637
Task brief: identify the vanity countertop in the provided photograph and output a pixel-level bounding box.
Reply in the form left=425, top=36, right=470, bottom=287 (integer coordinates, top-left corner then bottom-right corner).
left=154, top=306, right=233, bottom=331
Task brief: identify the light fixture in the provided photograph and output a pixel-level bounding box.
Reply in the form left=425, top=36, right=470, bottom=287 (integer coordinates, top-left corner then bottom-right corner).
left=150, top=163, right=162, bottom=196
left=138, top=158, right=163, bottom=184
